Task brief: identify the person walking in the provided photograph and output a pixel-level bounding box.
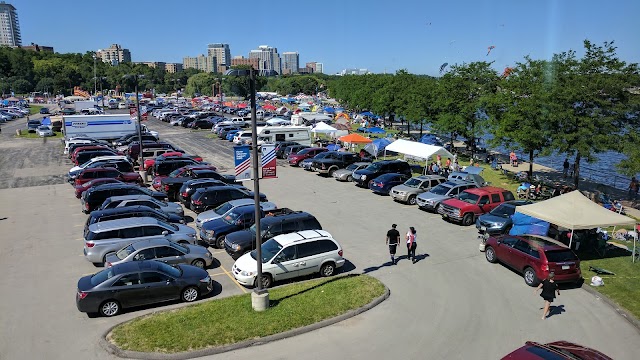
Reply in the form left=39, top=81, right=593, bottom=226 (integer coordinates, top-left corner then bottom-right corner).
left=386, top=224, right=400, bottom=265
left=628, top=177, right=638, bottom=201
left=406, top=226, right=417, bottom=263
left=535, top=272, right=560, bottom=320
left=562, top=158, right=569, bottom=178
left=569, top=163, right=575, bottom=178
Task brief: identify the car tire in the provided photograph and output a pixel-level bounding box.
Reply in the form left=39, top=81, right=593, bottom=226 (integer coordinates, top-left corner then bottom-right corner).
left=462, top=213, right=474, bottom=226
left=255, top=273, right=272, bottom=289
left=485, top=246, right=497, bottom=263
left=408, top=195, right=417, bottom=205
left=328, top=167, right=337, bottom=177
left=320, top=262, right=336, bottom=277
left=181, top=286, right=199, bottom=302
left=191, top=259, right=206, bottom=269
left=524, top=267, right=539, bottom=287
left=99, top=300, right=120, bottom=317
left=215, top=235, right=225, bottom=249
left=433, top=204, right=440, bottom=213
left=346, top=175, right=353, bottom=182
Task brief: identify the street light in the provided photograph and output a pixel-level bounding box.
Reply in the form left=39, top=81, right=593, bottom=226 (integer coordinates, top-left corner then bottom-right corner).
left=122, top=74, right=146, bottom=180
left=93, top=53, right=97, bottom=97
left=224, top=68, right=269, bottom=311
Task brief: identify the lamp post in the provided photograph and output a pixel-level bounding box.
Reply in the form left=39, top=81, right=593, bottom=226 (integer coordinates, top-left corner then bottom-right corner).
left=93, top=53, right=97, bottom=97
left=225, top=68, right=268, bottom=311
left=123, top=74, right=145, bottom=180
left=99, top=77, right=107, bottom=108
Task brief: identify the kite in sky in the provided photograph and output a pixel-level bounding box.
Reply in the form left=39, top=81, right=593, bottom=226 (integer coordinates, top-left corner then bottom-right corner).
left=487, top=45, right=496, bottom=56
left=439, top=63, right=448, bottom=74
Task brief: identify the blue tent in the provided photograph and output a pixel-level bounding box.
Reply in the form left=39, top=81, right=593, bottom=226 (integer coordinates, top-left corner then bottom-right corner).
left=509, top=213, right=550, bottom=236
left=419, top=134, right=443, bottom=146
left=323, top=107, right=335, bottom=113
left=364, top=138, right=394, bottom=157
left=326, top=144, right=341, bottom=151
left=358, top=126, right=385, bottom=134
left=40, top=117, right=51, bottom=126
left=360, top=111, right=376, bottom=117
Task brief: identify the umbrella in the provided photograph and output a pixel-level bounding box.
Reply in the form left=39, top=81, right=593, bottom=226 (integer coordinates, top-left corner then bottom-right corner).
left=339, top=133, right=373, bottom=144
left=263, top=104, right=276, bottom=110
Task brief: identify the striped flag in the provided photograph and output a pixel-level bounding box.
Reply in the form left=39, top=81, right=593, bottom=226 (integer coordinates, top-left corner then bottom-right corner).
left=234, top=146, right=252, bottom=181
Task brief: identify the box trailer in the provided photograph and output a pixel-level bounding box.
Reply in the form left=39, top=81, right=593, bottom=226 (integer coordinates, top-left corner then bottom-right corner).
left=62, top=114, right=139, bottom=141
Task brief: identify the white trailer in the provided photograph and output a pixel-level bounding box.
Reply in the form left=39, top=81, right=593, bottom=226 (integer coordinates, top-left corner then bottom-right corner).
left=256, top=126, right=312, bottom=146
left=62, top=114, right=139, bottom=141
left=74, top=100, right=99, bottom=112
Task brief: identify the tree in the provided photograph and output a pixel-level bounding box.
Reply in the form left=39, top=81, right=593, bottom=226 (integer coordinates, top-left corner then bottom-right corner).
left=185, top=72, right=216, bottom=97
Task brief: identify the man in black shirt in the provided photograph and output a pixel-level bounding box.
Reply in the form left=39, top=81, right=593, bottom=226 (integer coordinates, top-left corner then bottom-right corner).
left=386, top=224, right=400, bottom=265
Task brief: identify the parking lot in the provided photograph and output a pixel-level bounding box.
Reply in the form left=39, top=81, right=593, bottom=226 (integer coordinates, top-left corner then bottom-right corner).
left=1, top=113, right=640, bottom=360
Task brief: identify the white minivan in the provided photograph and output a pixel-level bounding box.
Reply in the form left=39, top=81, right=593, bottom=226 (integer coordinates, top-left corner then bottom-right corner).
left=232, top=230, right=345, bottom=288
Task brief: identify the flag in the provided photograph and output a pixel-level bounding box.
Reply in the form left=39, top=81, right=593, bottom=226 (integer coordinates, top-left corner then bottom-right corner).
left=261, top=144, right=277, bottom=179
left=234, top=146, right=252, bottom=181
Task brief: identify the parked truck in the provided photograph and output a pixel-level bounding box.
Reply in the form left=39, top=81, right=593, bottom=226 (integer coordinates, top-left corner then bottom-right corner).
left=62, top=114, right=144, bottom=141
left=73, top=100, right=99, bottom=113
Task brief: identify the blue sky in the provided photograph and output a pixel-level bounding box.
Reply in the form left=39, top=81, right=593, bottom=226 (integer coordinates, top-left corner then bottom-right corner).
left=13, top=0, right=640, bottom=76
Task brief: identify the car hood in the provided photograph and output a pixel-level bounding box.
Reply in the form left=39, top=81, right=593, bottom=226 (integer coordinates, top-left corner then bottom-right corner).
left=105, top=252, right=121, bottom=265
left=167, top=213, right=185, bottom=223
left=202, top=217, right=239, bottom=232
left=390, top=185, right=418, bottom=193
left=442, top=198, right=474, bottom=208
left=121, top=172, right=142, bottom=180
left=196, top=210, right=224, bottom=226
left=165, top=202, right=184, bottom=213
left=69, top=166, right=83, bottom=175
left=186, top=244, right=211, bottom=257
left=477, top=213, right=508, bottom=225
left=77, top=274, right=95, bottom=292
left=234, top=252, right=258, bottom=273
left=177, top=264, right=208, bottom=279
left=333, top=169, right=351, bottom=176
left=417, top=192, right=449, bottom=202
left=176, top=224, right=196, bottom=235
left=225, top=230, right=255, bottom=246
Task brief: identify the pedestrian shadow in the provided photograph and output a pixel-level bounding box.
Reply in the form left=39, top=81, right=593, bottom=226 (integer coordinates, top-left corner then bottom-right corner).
left=362, top=253, right=430, bottom=273
left=542, top=304, right=565, bottom=318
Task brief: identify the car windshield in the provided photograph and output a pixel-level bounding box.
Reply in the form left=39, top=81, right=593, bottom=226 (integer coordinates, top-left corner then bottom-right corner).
left=172, top=242, right=189, bottom=253
left=223, top=209, right=243, bottom=224
left=365, top=162, right=382, bottom=171
left=296, top=148, right=311, bottom=155
left=345, top=163, right=359, bottom=171
left=404, top=178, right=422, bottom=187
left=457, top=192, right=480, bottom=204
left=90, top=268, right=115, bottom=286
left=116, top=244, right=136, bottom=260
left=156, top=261, right=182, bottom=277
left=158, top=220, right=179, bottom=231
left=250, top=238, right=283, bottom=263
left=214, top=202, right=234, bottom=215
left=545, top=250, right=578, bottom=262
left=490, top=204, right=516, bottom=217
left=429, top=184, right=451, bottom=195
left=168, top=168, right=183, bottom=177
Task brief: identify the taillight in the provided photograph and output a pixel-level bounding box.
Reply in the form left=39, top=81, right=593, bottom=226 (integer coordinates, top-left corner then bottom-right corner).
left=192, top=199, right=202, bottom=205
left=181, top=192, right=188, bottom=197
left=541, top=264, right=549, bottom=271
left=164, top=185, right=170, bottom=191
left=77, top=291, right=88, bottom=300
left=85, top=203, right=90, bottom=211
left=338, top=249, right=343, bottom=257
left=86, top=242, right=95, bottom=248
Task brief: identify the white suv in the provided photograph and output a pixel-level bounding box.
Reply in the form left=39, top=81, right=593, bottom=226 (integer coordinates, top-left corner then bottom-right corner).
left=232, top=230, right=345, bottom=288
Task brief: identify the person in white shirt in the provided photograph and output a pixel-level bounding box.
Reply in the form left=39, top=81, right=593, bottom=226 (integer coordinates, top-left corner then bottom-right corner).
left=406, top=227, right=417, bottom=263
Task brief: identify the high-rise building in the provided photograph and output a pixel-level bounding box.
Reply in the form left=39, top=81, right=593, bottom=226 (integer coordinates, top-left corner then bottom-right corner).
left=183, top=54, right=217, bottom=73
left=282, top=52, right=299, bottom=75
left=249, top=45, right=281, bottom=76
left=164, top=63, right=183, bottom=73
left=207, top=43, right=231, bottom=67
left=315, top=62, right=324, bottom=74
left=305, top=62, right=317, bottom=73
left=231, top=56, right=260, bottom=70
left=0, top=1, right=21, bottom=47
left=96, top=44, right=131, bottom=65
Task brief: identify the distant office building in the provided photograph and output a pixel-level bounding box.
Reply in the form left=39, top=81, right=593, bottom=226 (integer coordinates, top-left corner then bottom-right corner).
left=96, top=44, right=131, bottom=65
left=249, top=45, right=281, bottom=76
left=207, top=43, right=231, bottom=67
left=282, top=52, right=299, bottom=75
left=134, top=61, right=166, bottom=69
left=183, top=54, right=217, bottom=73
left=305, top=62, right=317, bottom=73
left=165, top=63, right=183, bottom=73
left=22, top=43, right=54, bottom=53
left=298, top=67, right=313, bottom=74
left=315, top=62, right=324, bottom=74
left=0, top=1, right=21, bottom=47
left=231, top=56, right=260, bottom=70
left=338, top=68, right=370, bottom=76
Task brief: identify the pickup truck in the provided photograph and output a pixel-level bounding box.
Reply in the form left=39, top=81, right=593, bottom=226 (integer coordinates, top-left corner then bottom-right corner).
left=160, top=169, right=237, bottom=201
left=311, top=152, right=359, bottom=176
left=437, top=186, right=515, bottom=226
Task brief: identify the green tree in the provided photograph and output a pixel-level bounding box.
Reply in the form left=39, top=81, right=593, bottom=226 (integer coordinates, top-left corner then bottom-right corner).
left=185, top=72, right=217, bottom=97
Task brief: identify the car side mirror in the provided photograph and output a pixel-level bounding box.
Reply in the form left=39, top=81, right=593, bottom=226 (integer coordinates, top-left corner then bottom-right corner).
left=162, top=230, right=169, bottom=236
left=272, top=258, right=280, bottom=264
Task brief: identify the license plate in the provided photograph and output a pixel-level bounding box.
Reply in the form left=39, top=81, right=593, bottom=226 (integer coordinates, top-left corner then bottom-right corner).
left=562, top=265, right=570, bottom=270
left=480, top=226, right=487, bottom=232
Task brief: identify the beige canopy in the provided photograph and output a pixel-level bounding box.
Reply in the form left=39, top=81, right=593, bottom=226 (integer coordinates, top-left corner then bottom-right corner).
left=516, top=190, right=635, bottom=230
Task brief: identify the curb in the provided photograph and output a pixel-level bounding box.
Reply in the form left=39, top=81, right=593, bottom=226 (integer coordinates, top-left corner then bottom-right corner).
left=100, top=277, right=390, bottom=359
left=581, top=284, right=640, bottom=334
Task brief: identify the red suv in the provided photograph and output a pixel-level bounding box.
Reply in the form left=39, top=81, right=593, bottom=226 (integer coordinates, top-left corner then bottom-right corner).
left=438, top=186, right=514, bottom=226
left=484, top=234, right=582, bottom=286
left=287, top=147, right=328, bottom=166
left=74, top=168, right=143, bottom=186
left=502, top=341, right=611, bottom=359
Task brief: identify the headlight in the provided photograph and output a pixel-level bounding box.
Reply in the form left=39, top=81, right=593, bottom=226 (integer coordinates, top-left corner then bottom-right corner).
left=188, top=233, right=196, bottom=238
left=233, top=244, right=241, bottom=251
left=396, top=191, right=406, bottom=196
left=361, top=174, right=366, bottom=180
left=199, top=276, right=211, bottom=283
left=205, top=229, right=215, bottom=237
left=241, top=270, right=254, bottom=277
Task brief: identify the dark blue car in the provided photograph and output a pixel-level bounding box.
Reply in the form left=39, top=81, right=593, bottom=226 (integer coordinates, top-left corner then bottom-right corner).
left=199, top=204, right=257, bottom=248
left=369, top=173, right=411, bottom=195
left=226, top=130, right=241, bottom=141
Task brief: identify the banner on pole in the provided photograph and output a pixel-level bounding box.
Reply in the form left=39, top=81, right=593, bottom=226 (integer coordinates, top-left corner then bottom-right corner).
left=234, top=146, right=252, bottom=181
left=129, top=108, right=137, bottom=121
left=261, top=144, right=277, bottom=179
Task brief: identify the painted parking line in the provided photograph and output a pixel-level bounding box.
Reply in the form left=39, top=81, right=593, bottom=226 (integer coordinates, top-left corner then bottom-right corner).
left=206, top=272, right=226, bottom=278
left=219, top=264, right=248, bottom=294
left=73, top=224, right=83, bottom=227
left=75, top=238, right=83, bottom=241
left=212, top=250, right=226, bottom=255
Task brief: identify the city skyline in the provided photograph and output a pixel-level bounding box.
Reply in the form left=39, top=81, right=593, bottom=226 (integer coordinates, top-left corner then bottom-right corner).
left=8, top=0, right=640, bottom=76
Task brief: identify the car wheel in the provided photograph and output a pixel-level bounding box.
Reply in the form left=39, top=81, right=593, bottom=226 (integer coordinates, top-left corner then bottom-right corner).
left=320, top=263, right=335, bottom=277
left=191, top=259, right=205, bottom=269
left=346, top=175, right=353, bottom=182
left=485, top=246, right=497, bottom=263
left=328, top=167, right=337, bottom=177
left=254, top=274, right=272, bottom=289
left=99, top=300, right=120, bottom=317
left=433, top=204, right=440, bottom=213
left=408, top=195, right=417, bottom=205
left=215, top=235, right=225, bottom=249
left=181, top=286, right=199, bottom=302
left=462, top=213, right=474, bottom=226
left=524, top=267, right=539, bottom=287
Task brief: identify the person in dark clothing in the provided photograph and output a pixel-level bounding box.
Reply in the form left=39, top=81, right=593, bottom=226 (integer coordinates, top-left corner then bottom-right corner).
left=562, top=158, right=569, bottom=178
left=535, top=272, right=560, bottom=319
left=386, top=224, right=400, bottom=265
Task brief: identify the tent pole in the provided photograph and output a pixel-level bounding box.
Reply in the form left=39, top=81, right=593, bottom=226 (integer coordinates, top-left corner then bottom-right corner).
left=569, top=229, right=574, bottom=249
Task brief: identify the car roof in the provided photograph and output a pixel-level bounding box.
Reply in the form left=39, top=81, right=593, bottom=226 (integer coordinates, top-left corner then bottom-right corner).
left=110, top=260, right=163, bottom=275
left=89, top=217, right=162, bottom=232
left=273, top=230, right=333, bottom=246
left=105, top=195, right=156, bottom=202
left=194, top=185, right=240, bottom=193
left=131, top=238, right=173, bottom=250
left=440, top=180, right=470, bottom=187
left=225, top=198, right=255, bottom=207
left=261, top=211, right=312, bottom=225
left=464, top=186, right=508, bottom=194
left=90, top=205, right=163, bottom=217
left=415, top=175, right=445, bottom=180
left=89, top=183, right=140, bottom=191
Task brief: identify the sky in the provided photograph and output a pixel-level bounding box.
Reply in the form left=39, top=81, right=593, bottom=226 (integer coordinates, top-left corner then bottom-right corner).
left=12, top=0, right=640, bottom=76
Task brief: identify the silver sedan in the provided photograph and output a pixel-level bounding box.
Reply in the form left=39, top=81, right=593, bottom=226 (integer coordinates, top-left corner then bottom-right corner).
left=105, top=238, right=214, bottom=269
left=332, top=162, right=371, bottom=182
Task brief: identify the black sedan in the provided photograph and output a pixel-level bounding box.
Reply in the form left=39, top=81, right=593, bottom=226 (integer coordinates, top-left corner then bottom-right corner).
left=76, top=260, right=213, bottom=317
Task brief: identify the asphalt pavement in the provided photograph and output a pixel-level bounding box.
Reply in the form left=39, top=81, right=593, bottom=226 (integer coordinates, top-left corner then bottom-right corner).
left=0, top=113, right=639, bottom=360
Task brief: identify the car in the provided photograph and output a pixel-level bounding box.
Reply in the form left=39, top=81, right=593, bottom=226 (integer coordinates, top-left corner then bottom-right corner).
left=99, top=195, right=185, bottom=217
left=85, top=206, right=185, bottom=238
left=189, top=119, right=214, bottom=129
left=71, top=145, right=114, bottom=162
left=232, top=230, right=344, bottom=288
left=144, top=152, right=205, bottom=174
left=61, top=108, right=76, bottom=115
left=352, top=160, right=412, bottom=187
left=74, top=150, right=120, bottom=167
left=501, top=341, right=612, bottom=360
left=274, top=141, right=300, bottom=159
left=332, top=162, right=371, bottom=182
left=476, top=200, right=533, bottom=236
left=127, top=141, right=177, bottom=161
left=113, top=133, right=159, bottom=147
left=117, top=102, right=128, bottom=109
left=152, top=158, right=201, bottom=178
left=282, top=145, right=310, bottom=159
left=195, top=199, right=278, bottom=230
left=190, top=186, right=267, bottom=214
left=300, top=151, right=336, bottom=171
left=83, top=217, right=198, bottom=265
left=178, top=178, right=243, bottom=206
left=287, top=147, right=328, bottom=167
left=76, top=260, right=213, bottom=317
left=224, top=211, right=322, bottom=260
left=81, top=183, right=168, bottom=213
left=26, top=120, right=42, bottom=132
left=415, top=181, right=478, bottom=213
left=226, top=129, right=241, bottom=141
left=68, top=156, right=131, bottom=177
left=105, top=239, right=214, bottom=269
left=74, top=178, right=124, bottom=198
left=368, top=173, right=411, bottom=195
left=162, top=169, right=236, bottom=201
left=312, top=152, right=359, bottom=176
left=438, top=186, right=515, bottom=226
left=484, top=234, right=582, bottom=286
left=447, top=166, right=487, bottom=187
left=389, top=175, right=446, bottom=205
left=74, top=168, right=143, bottom=186
left=36, top=125, right=54, bottom=137
left=39, top=107, right=50, bottom=114
left=151, top=165, right=218, bottom=191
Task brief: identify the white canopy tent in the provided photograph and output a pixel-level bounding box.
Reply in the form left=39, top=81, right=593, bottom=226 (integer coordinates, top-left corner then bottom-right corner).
left=515, top=191, right=637, bottom=254
left=384, top=139, right=454, bottom=162
left=311, top=122, right=338, bottom=134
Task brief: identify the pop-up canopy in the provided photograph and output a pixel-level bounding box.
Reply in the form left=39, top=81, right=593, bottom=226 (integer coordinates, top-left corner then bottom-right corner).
left=384, top=139, right=454, bottom=160
left=311, top=122, right=338, bottom=134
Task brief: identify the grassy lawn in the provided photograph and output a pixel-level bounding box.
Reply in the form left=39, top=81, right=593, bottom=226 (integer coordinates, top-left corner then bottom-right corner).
left=15, top=131, right=63, bottom=139
left=29, top=105, right=44, bottom=115
left=110, top=274, right=385, bottom=353
left=577, top=246, right=640, bottom=319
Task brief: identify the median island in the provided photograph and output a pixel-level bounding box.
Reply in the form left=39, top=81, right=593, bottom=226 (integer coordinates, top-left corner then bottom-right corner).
left=108, top=274, right=386, bottom=354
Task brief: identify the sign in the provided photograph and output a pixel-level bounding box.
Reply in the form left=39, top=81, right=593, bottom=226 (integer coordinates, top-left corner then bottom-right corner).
left=130, top=106, right=148, bottom=121
left=234, top=146, right=252, bottom=181
left=260, top=144, right=277, bottom=179
left=129, top=108, right=137, bottom=121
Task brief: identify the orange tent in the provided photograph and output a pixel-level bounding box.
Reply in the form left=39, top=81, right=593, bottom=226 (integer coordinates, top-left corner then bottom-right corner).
left=339, top=133, right=372, bottom=144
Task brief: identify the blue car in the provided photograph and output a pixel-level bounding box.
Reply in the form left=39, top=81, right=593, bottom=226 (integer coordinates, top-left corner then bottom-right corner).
left=369, top=173, right=411, bottom=195
left=39, top=107, right=50, bottom=114
left=226, top=130, right=240, bottom=141
left=200, top=204, right=258, bottom=248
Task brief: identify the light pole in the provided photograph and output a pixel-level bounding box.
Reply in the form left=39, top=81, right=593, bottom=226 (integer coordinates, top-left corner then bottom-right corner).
left=225, top=68, right=268, bottom=311
left=93, top=53, right=97, bottom=97
left=99, top=77, right=107, bottom=108
left=123, top=74, right=145, bottom=179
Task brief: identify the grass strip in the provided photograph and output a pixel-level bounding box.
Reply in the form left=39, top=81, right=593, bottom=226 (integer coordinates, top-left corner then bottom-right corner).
left=110, top=274, right=385, bottom=353
left=14, top=132, right=63, bottom=139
